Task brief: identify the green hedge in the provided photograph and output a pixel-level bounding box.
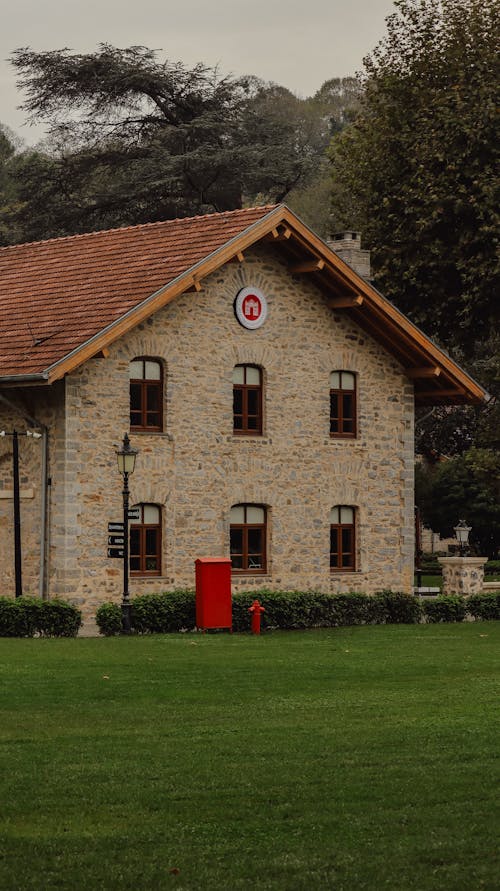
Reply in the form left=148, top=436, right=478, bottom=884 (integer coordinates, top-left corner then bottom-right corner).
left=422, top=596, right=467, bottom=623
left=95, top=589, right=500, bottom=635
left=0, top=596, right=82, bottom=637
left=96, top=589, right=426, bottom=634
left=467, top=592, right=500, bottom=620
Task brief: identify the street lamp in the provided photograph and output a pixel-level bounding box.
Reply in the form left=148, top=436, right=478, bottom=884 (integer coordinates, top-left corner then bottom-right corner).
left=116, top=433, right=138, bottom=632
left=454, top=519, right=471, bottom=557
left=0, top=429, right=42, bottom=597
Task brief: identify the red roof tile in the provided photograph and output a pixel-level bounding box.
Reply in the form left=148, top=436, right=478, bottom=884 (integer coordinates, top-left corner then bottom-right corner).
left=0, top=206, right=277, bottom=378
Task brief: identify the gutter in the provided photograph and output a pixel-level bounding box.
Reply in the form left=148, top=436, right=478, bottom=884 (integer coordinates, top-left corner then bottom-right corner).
left=0, top=372, right=49, bottom=385
left=0, top=392, right=49, bottom=600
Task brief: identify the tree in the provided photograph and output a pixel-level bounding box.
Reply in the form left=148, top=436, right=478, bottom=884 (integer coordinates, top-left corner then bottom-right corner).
left=4, top=46, right=338, bottom=240
left=416, top=449, right=500, bottom=558
left=329, top=0, right=499, bottom=357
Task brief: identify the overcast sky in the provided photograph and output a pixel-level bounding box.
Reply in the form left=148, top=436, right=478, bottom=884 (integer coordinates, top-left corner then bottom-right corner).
left=1, top=0, right=396, bottom=145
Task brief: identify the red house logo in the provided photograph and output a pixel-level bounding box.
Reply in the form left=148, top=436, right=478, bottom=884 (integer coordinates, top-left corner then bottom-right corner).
left=235, top=287, right=268, bottom=329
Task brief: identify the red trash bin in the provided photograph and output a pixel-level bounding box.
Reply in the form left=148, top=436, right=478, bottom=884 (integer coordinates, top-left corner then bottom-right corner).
left=195, top=557, right=232, bottom=631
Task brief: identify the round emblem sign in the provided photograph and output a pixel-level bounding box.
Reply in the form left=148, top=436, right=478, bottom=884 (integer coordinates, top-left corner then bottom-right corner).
left=234, top=286, right=268, bottom=330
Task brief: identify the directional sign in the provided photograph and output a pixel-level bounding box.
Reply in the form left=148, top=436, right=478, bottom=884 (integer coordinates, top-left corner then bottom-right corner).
left=127, top=507, right=141, bottom=521
left=108, top=535, right=124, bottom=546
left=108, top=547, right=124, bottom=558
left=108, top=522, right=124, bottom=533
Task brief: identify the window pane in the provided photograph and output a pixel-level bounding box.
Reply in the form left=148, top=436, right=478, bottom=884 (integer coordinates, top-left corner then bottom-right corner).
left=145, top=361, right=161, bottom=380
left=230, top=506, right=245, bottom=523
left=129, top=360, right=143, bottom=379
left=330, top=507, right=340, bottom=524
left=130, top=528, right=140, bottom=554
left=145, top=529, right=158, bottom=553
left=247, top=416, right=258, bottom=429
left=230, top=527, right=243, bottom=553
left=143, top=504, right=160, bottom=524
left=146, top=557, right=158, bottom=571
left=233, top=416, right=243, bottom=430
left=246, top=506, right=264, bottom=524
left=330, top=528, right=338, bottom=566
left=246, top=367, right=260, bottom=385
left=341, top=372, right=355, bottom=390
left=343, top=394, right=354, bottom=420
left=147, top=386, right=159, bottom=411
left=330, top=371, right=340, bottom=389
left=233, top=389, right=243, bottom=414
left=247, top=528, right=263, bottom=554
left=231, top=554, right=243, bottom=569
left=342, top=527, right=353, bottom=551
left=130, top=556, right=141, bottom=571
left=340, top=507, right=354, bottom=523
left=248, top=556, right=262, bottom=570
left=130, top=383, right=142, bottom=410
left=247, top=390, right=259, bottom=415
left=233, top=366, right=244, bottom=384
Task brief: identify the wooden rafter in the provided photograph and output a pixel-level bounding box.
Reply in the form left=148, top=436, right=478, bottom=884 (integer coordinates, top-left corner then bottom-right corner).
left=328, top=295, right=364, bottom=309
left=291, top=259, right=325, bottom=273
left=406, top=366, right=442, bottom=379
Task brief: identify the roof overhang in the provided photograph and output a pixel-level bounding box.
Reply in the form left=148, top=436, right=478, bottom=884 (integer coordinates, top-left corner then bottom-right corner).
left=0, top=205, right=488, bottom=405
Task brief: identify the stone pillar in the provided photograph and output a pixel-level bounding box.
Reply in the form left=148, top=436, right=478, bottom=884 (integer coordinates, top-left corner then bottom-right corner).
left=438, top=557, right=488, bottom=596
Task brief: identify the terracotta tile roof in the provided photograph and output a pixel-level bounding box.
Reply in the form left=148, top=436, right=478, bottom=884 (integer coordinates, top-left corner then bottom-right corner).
left=0, top=205, right=277, bottom=378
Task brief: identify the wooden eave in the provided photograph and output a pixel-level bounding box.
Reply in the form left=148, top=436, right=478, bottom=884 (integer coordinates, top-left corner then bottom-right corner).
left=3, top=205, right=488, bottom=406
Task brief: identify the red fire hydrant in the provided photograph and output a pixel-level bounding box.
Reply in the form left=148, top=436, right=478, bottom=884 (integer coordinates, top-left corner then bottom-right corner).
left=248, top=599, right=265, bottom=635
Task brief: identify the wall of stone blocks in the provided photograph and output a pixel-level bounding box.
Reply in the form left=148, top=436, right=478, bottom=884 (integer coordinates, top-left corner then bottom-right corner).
left=0, top=242, right=415, bottom=619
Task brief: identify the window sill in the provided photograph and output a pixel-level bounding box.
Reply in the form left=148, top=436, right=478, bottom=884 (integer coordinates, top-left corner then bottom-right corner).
left=130, top=431, right=173, bottom=441
left=228, top=436, right=272, bottom=444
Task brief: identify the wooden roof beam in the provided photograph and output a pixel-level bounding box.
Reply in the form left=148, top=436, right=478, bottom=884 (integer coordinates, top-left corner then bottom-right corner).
left=229, top=251, right=245, bottom=263
left=291, top=259, right=325, bottom=273
left=265, top=226, right=292, bottom=242
left=406, top=366, right=442, bottom=379
left=328, top=295, right=364, bottom=309
left=417, top=389, right=467, bottom=399
left=186, top=278, right=202, bottom=292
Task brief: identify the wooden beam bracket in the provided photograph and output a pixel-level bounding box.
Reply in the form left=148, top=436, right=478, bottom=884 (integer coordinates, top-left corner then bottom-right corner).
left=291, top=258, right=325, bottom=274
left=406, top=366, right=441, bottom=379
left=328, top=295, right=364, bottom=309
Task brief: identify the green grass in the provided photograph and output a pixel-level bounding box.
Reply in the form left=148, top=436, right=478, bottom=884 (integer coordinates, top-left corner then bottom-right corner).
left=1, top=625, right=499, bottom=890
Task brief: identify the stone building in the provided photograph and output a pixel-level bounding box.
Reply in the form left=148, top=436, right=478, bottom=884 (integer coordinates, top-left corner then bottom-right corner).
left=0, top=205, right=487, bottom=621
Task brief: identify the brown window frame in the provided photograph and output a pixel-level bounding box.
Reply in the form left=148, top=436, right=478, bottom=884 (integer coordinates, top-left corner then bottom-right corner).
left=330, top=506, right=356, bottom=572
left=330, top=371, right=357, bottom=438
left=233, top=365, right=263, bottom=436
left=130, top=503, right=162, bottom=576
left=230, top=504, right=267, bottom=574
left=130, top=358, right=163, bottom=432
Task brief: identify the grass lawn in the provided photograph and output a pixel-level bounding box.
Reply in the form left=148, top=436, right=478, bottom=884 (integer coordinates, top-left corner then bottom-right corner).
left=1, top=624, right=498, bottom=890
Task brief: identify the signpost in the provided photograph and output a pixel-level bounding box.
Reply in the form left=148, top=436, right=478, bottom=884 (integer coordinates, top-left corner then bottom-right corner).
left=108, top=522, right=125, bottom=557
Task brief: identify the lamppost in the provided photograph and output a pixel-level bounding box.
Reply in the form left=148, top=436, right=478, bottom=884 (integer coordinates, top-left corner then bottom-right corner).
left=0, top=429, right=42, bottom=597
left=454, top=519, right=471, bottom=557
left=116, top=433, right=138, bottom=632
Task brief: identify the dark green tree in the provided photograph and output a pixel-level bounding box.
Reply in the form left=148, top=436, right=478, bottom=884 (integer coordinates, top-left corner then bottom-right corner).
left=329, top=0, right=499, bottom=356
left=4, top=46, right=344, bottom=240
left=416, top=448, right=500, bottom=558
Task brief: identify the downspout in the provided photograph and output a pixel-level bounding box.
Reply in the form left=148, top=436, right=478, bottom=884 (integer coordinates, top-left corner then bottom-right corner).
left=0, top=393, right=49, bottom=600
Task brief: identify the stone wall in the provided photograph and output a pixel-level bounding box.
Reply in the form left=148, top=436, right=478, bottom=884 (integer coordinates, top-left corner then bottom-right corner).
left=0, top=242, right=415, bottom=619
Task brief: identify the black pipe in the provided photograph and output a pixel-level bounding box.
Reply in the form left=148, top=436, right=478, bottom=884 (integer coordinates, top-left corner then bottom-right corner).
left=12, top=430, right=23, bottom=598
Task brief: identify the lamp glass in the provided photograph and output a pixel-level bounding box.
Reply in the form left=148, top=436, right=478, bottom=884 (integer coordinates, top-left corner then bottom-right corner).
left=454, top=521, right=471, bottom=546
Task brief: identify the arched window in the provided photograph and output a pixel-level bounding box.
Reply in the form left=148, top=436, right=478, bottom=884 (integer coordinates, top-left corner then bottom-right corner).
left=233, top=365, right=263, bottom=435
left=330, top=506, right=356, bottom=571
left=130, top=358, right=163, bottom=431
left=230, top=504, right=267, bottom=573
left=130, top=503, right=162, bottom=575
left=330, top=371, right=356, bottom=438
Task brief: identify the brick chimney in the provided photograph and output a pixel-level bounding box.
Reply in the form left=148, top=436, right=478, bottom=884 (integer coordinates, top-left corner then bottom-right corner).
left=326, top=231, right=371, bottom=282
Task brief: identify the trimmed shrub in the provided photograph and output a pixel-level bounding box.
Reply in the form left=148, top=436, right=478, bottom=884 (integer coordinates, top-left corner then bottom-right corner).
left=0, top=596, right=81, bottom=637
left=484, top=560, right=500, bottom=577
left=131, top=590, right=195, bottom=633
left=95, top=602, right=123, bottom=636
left=423, top=596, right=466, bottom=623
left=376, top=590, right=423, bottom=624
left=467, top=592, right=500, bottom=621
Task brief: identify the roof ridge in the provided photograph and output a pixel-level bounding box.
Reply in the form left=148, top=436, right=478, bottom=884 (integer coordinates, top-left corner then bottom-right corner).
left=0, top=205, right=280, bottom=254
